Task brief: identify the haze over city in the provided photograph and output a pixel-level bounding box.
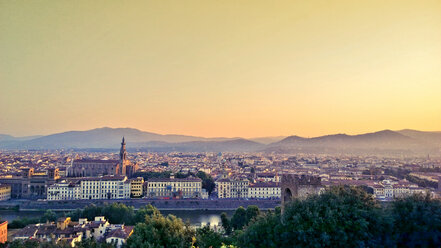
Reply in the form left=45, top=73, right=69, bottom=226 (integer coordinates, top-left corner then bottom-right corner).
left=1, top=0, right=440, bottom=138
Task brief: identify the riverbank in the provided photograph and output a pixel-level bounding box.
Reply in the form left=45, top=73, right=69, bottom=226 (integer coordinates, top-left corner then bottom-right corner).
left=0, top=198, right=280, bottom=211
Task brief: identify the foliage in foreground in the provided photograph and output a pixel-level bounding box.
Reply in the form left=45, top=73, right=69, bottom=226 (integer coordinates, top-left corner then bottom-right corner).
left=7, top=186, right=441, bottom=248
left=236, top=186, right=441, bottom=248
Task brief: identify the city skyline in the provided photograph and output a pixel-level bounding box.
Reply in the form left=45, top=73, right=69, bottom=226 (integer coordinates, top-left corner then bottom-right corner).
left=1, top=0, right=440, bottom=138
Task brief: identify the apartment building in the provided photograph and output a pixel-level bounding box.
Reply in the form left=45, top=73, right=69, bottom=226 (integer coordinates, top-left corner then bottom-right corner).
left=130, top=177, right=144, bottom=197
left=146, top=176, right=202, bottom=198
left=0, top=221, right=7, bottom=244
left=370, top=180, right=426, bottom=200
left=248, top=182, right=281, bottom=199
left=80, top=176, right=130, bottom=200
left=0, top=184, right=11, bottom=201
left=216, top=178, right=231, bottom=199
left=215, top=176, right=250, bottom=199
left=47, top=181, right=81, bottom=201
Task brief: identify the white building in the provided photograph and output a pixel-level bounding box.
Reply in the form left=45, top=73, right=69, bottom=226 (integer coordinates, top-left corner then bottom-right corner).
left=81, top=176, right=130, bottom=200
left=47, top=181, right=81, bottom=201
left=370, top=180, right=427, bottom=200
left=248, top=182, right=281, bottom=199
left=146, top=176, right=202, bottom=198
left=255, top=173, right=280, bottom=183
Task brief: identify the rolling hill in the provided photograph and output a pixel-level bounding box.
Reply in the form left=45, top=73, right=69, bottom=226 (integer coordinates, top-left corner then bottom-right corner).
left=0, top=128, right=440, bottom=154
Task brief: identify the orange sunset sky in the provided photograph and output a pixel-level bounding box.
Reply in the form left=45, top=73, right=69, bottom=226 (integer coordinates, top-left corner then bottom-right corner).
left=1, top=0, right=440, bottom=138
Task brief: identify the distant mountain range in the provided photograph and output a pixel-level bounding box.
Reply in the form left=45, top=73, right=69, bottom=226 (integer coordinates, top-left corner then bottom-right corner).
left=1, top=127, right=440, bottom=155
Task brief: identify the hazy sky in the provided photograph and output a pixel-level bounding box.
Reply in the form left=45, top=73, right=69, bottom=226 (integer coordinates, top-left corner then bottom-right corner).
left=1, top=0, right=440, bottom=138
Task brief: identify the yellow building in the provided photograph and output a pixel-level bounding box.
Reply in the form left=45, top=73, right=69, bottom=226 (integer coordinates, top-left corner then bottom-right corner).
left=215, top=177, right=250, bottom=199
left=0, top=184, right=11, bottom=201
left=130, top=177, right=144, bottom=198
left=215, top=178, right=231, bottom=199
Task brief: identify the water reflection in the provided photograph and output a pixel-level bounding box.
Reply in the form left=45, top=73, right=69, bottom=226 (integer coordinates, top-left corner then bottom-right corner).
left=0, top=210, right=235, bottom=226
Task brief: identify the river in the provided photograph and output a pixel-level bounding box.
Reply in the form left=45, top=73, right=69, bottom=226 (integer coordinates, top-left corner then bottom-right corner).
left=0, top=209, right=235, bottom=226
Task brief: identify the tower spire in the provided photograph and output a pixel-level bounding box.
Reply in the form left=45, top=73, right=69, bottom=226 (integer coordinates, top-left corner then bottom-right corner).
left=119, top=137, right=128, bottom=176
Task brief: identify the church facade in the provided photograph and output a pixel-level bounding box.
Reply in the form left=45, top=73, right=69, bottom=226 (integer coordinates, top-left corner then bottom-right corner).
left=67, top=137, right=137, bottom=177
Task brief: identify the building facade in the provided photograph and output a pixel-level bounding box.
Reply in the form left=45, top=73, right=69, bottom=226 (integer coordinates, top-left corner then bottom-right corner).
left=67, top=138, right=137, bottom=178
left=231, top=179, right=250, bottom=198
left=215, top=176, right=250, bottom=199
left=130, top=177, right=144, bottom=198
left=68, top=159, right=120, bottom=177
left=0, top=221, right=7, bottom=244
left=47, top=181, right=81, bottom=201
left=146, top=176, right=202, bottom=198
left=248, top=182, right=281, bottom=199
left=0, top=168, right=59, bottom=199
left=370, top=180, right=426, bottom=200
left=0, top=184, right=11, bottom=201
left=215, top=178, right=231, bottom=199
left=80, top=176, right=130, bottom=200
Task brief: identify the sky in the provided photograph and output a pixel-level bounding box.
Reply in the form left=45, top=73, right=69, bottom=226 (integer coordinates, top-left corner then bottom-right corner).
left=1, top=0, right=440, bottom=138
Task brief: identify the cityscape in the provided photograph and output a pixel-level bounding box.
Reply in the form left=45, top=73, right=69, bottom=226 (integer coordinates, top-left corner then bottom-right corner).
left=1, top=1, right=441, bottom=248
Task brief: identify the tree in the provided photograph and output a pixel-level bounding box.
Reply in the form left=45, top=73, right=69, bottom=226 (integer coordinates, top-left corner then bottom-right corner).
left=196, top=171, right=216, bottom=195
left=236, top=210, right=282, bottom=248
left=236, top=186, right=390, bottom=248
left=231, top=207, right=247, bottom=231
left=40, top=210, right=57, bottom=223
left=280, top=186, right=388, bottom=247
left=389, top=194, right=441, bottom=247
left=132, top=204, right=160, bottom=224
left=102, top=203, right=134, bottom=224
left=75, top=238, right=115, bottom=248
left=126, top=212, right=195, bottom=248
left=220, top=212, right=232, bottom=235
left=195, top=225, right=225, bottom=248
left=8, top=239, right=40, bottom=248
left=245, top=205, right=260, bottom=223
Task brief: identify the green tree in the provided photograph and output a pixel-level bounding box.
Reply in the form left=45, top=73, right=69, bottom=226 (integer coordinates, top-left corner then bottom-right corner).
left=127, top=212, right=195, bottom=248
left=81, top=204, right=103, bottom=221
left=220, top=212, right=232, bottom=235
left=231, top=207, right=247, bottom=230
left=102, top=203, right=134, bottom=224
left=196, top=171, right=216, bottom=195
left=8, top=239, right=40, bottom=248
left=236, top=210, right=282, bottom=248
left=195, top=225, right=225, bottom=248
left=40, top=210, right=57, bottom=223
left=389, top=194, right=441, bottom=247
left=245, top=205, right=260, bottom=223
left=132, top=204, right=160, bottom=224
left=75, top=238, right=115, bottom=248
left=237, top=186, right=390, bottom=248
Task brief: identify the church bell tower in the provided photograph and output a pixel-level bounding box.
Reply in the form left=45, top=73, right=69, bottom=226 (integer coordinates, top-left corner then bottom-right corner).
left=119, top=137, right=127, bottom=175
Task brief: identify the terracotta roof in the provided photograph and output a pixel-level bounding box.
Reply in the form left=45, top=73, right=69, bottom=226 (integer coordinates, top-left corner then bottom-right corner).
left=106, top=226, right=133, bottom=239
left=13, top=225, right=38, bottom=238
